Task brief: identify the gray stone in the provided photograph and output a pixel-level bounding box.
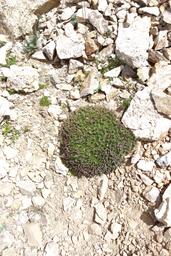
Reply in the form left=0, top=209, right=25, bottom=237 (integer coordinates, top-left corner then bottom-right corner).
left=17, top=180, right=36, bottom=194
left=80, top=68, right=99, bottom=97
left=43, top=41, right=56, bottom=60
left=151, top=89, right=171, bottom=118
left=56, top=35, right=85, bottom=59
left=156, top=151, right=171, bottom=168
left=115, top=16, right=151, bottom=68
left=88, top=10, right=108, bottom=34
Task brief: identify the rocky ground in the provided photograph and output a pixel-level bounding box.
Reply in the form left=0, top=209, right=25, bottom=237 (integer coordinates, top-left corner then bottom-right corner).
left=0, top=0, right=171, bottom=255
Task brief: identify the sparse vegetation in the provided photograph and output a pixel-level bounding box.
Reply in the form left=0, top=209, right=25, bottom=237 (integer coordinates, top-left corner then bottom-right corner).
left=2, top=121, right=20, bottom=143
left=122, top=97, right=132, bottom=110
left=6, top=54, right=16, bottom=67
left=39, top=96, right=51, bottom=107
left=60, top=106, right=136, bottom=177
left=24, top=34, right=38, bottom=55
left=39, top=83, right=48, bottom=90
left=100, top=57, right=123, bottom=74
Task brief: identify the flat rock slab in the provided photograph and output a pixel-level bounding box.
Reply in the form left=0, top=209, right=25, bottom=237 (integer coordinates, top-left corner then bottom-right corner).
left=1, top=65, right=39, bottom=93
left=115, top=16, right=151, bottom=68
left=122, top=87, right=171, bottom=141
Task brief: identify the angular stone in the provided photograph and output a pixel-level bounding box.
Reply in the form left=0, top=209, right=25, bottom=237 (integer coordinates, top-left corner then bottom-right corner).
left=23, top=223, right=42, bottom=247
left=138, top=7, right=160, bottom=16
left=137, top=159, right=155, bottom=172
left=122, top=88, right=171, bottom=141
left=163, top=9, right=171, bottom=24
left=88, top=10, right=108, bottom=34
left=85, top=37, right=98, bottom=56
left=94, top=202, right=107, bottom=225
left=55, top=156, right=68, bottom=175
left=56, top=35, right=85, bottom=59
left=44, top=241, right=59, bottom=256
left=151, top=89, right=171, bottom=118
left=43, top=41, right=56, bottom=60
left=0, top=96, right=12, bottom=122
left=17, top=180, right=36, bottom=195
left=80, top=68, right=99, bottom=97
left=156, top=151, right=171, bottom=168
left=69, top=59, right=83, bottom=74
left=115, top=16, right=151, bottom=68
left=144, top=187, right=160, bottom=203
left=154, top=198, right=171, bottom=227
left=98, top=174, right=108, bottom=201
left=104, top=66, right=123, bottom=78
left=0, top=42, right=13, bottom=65
left=1, top=66, right=39, bottom=93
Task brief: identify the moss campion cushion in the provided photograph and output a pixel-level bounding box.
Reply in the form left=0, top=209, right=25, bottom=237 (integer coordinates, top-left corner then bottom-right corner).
left=60, top=106, right=135, bottom=177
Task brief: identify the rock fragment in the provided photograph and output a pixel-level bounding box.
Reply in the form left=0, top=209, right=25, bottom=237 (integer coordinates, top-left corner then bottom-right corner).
left=0, top=96, right=12, bottom=122
left=55, top=156, right=68, bottom=175
left=144, top=187, right=160, bottom=203
left=88, top=10, right=108, bottom=35
left=98, top=174, right=108, bottom=201
left=115, top=16, right=151, bottom=68
left=94, top=202, right=107, bottom=225
left=23, top=223, right=42, bottom=247
left=156, top=151, right=171, bottom=168
left=44, top=242, right=59, bottom=256
left=151, top=89, right=171, bottom=118
left=56, top=35, right=85, bottom=59
left=122, top=88, right=171, bottom=141
left=80, top=68, right=99, bottom=97
left=137, top=159, right=155, bottom=172
left=1, top=65, right=39, bottom=93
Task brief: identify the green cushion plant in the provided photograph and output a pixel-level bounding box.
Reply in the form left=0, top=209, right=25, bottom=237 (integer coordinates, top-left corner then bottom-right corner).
left=60, top=106, right=135, bottom=177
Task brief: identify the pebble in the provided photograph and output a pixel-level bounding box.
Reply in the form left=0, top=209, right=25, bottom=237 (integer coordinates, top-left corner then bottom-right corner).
left=44, top=241, right=59, bottom=256
left=137, top=159, right=155, bottom=172
left=94, top=202, right=107, bottom=225
left=98, top=174, right=108, bottom=201
left=156, top=151, right=171, bottom=167
left=32, top=195, right=45, bottom=208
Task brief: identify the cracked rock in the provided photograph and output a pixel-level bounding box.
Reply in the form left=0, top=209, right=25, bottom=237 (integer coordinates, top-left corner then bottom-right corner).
left=94, top=202, right=107, bottom=225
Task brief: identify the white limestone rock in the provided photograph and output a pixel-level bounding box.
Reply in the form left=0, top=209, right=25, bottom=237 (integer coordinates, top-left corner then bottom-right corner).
left=137, top=159, right=155, bottom=172
left=144, top=187, right=160, bottom=203
left=23, top=223, right=42, bottom=247
left=88, top=10, right=108, bottom=35
left=115, top=16, right=151, bottom=68
left=94, top=202, right=107, bottom=225
left=55, top=156, right=68, bottom=175
left=0, top=96, right=12, bottom=122
left=156, top=151, right=171, bottom=168
left=122, top=87, right=171, bottom=141
left=1, top=65, right=39, bottom=93
left=56, top=35, right=85, bottom=59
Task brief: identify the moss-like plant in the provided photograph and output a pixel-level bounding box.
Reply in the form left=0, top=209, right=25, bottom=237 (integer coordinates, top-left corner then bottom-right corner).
left=39, top=96, right=51, bottom=107
left=60, top=106, right=135, bottom=177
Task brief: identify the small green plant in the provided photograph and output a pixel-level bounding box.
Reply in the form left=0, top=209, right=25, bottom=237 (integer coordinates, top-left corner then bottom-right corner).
left=39, top=96, right=51, bottom=107
left=60, top=106, right=136, bottom=177
left=2, top=121, right=20, bottom=143
left=70, top=15, right=78, bottom=29
left=100, top=57, right=123, bottom=74
left=24, top=34, right=38, bottom=55
left=39, top=83, right=48, bottom=90
left=122, top=97, right=132, bottom=110
left=0, top=41, right=6, bottom=47
left=6, top=54, right=16, bottom=67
